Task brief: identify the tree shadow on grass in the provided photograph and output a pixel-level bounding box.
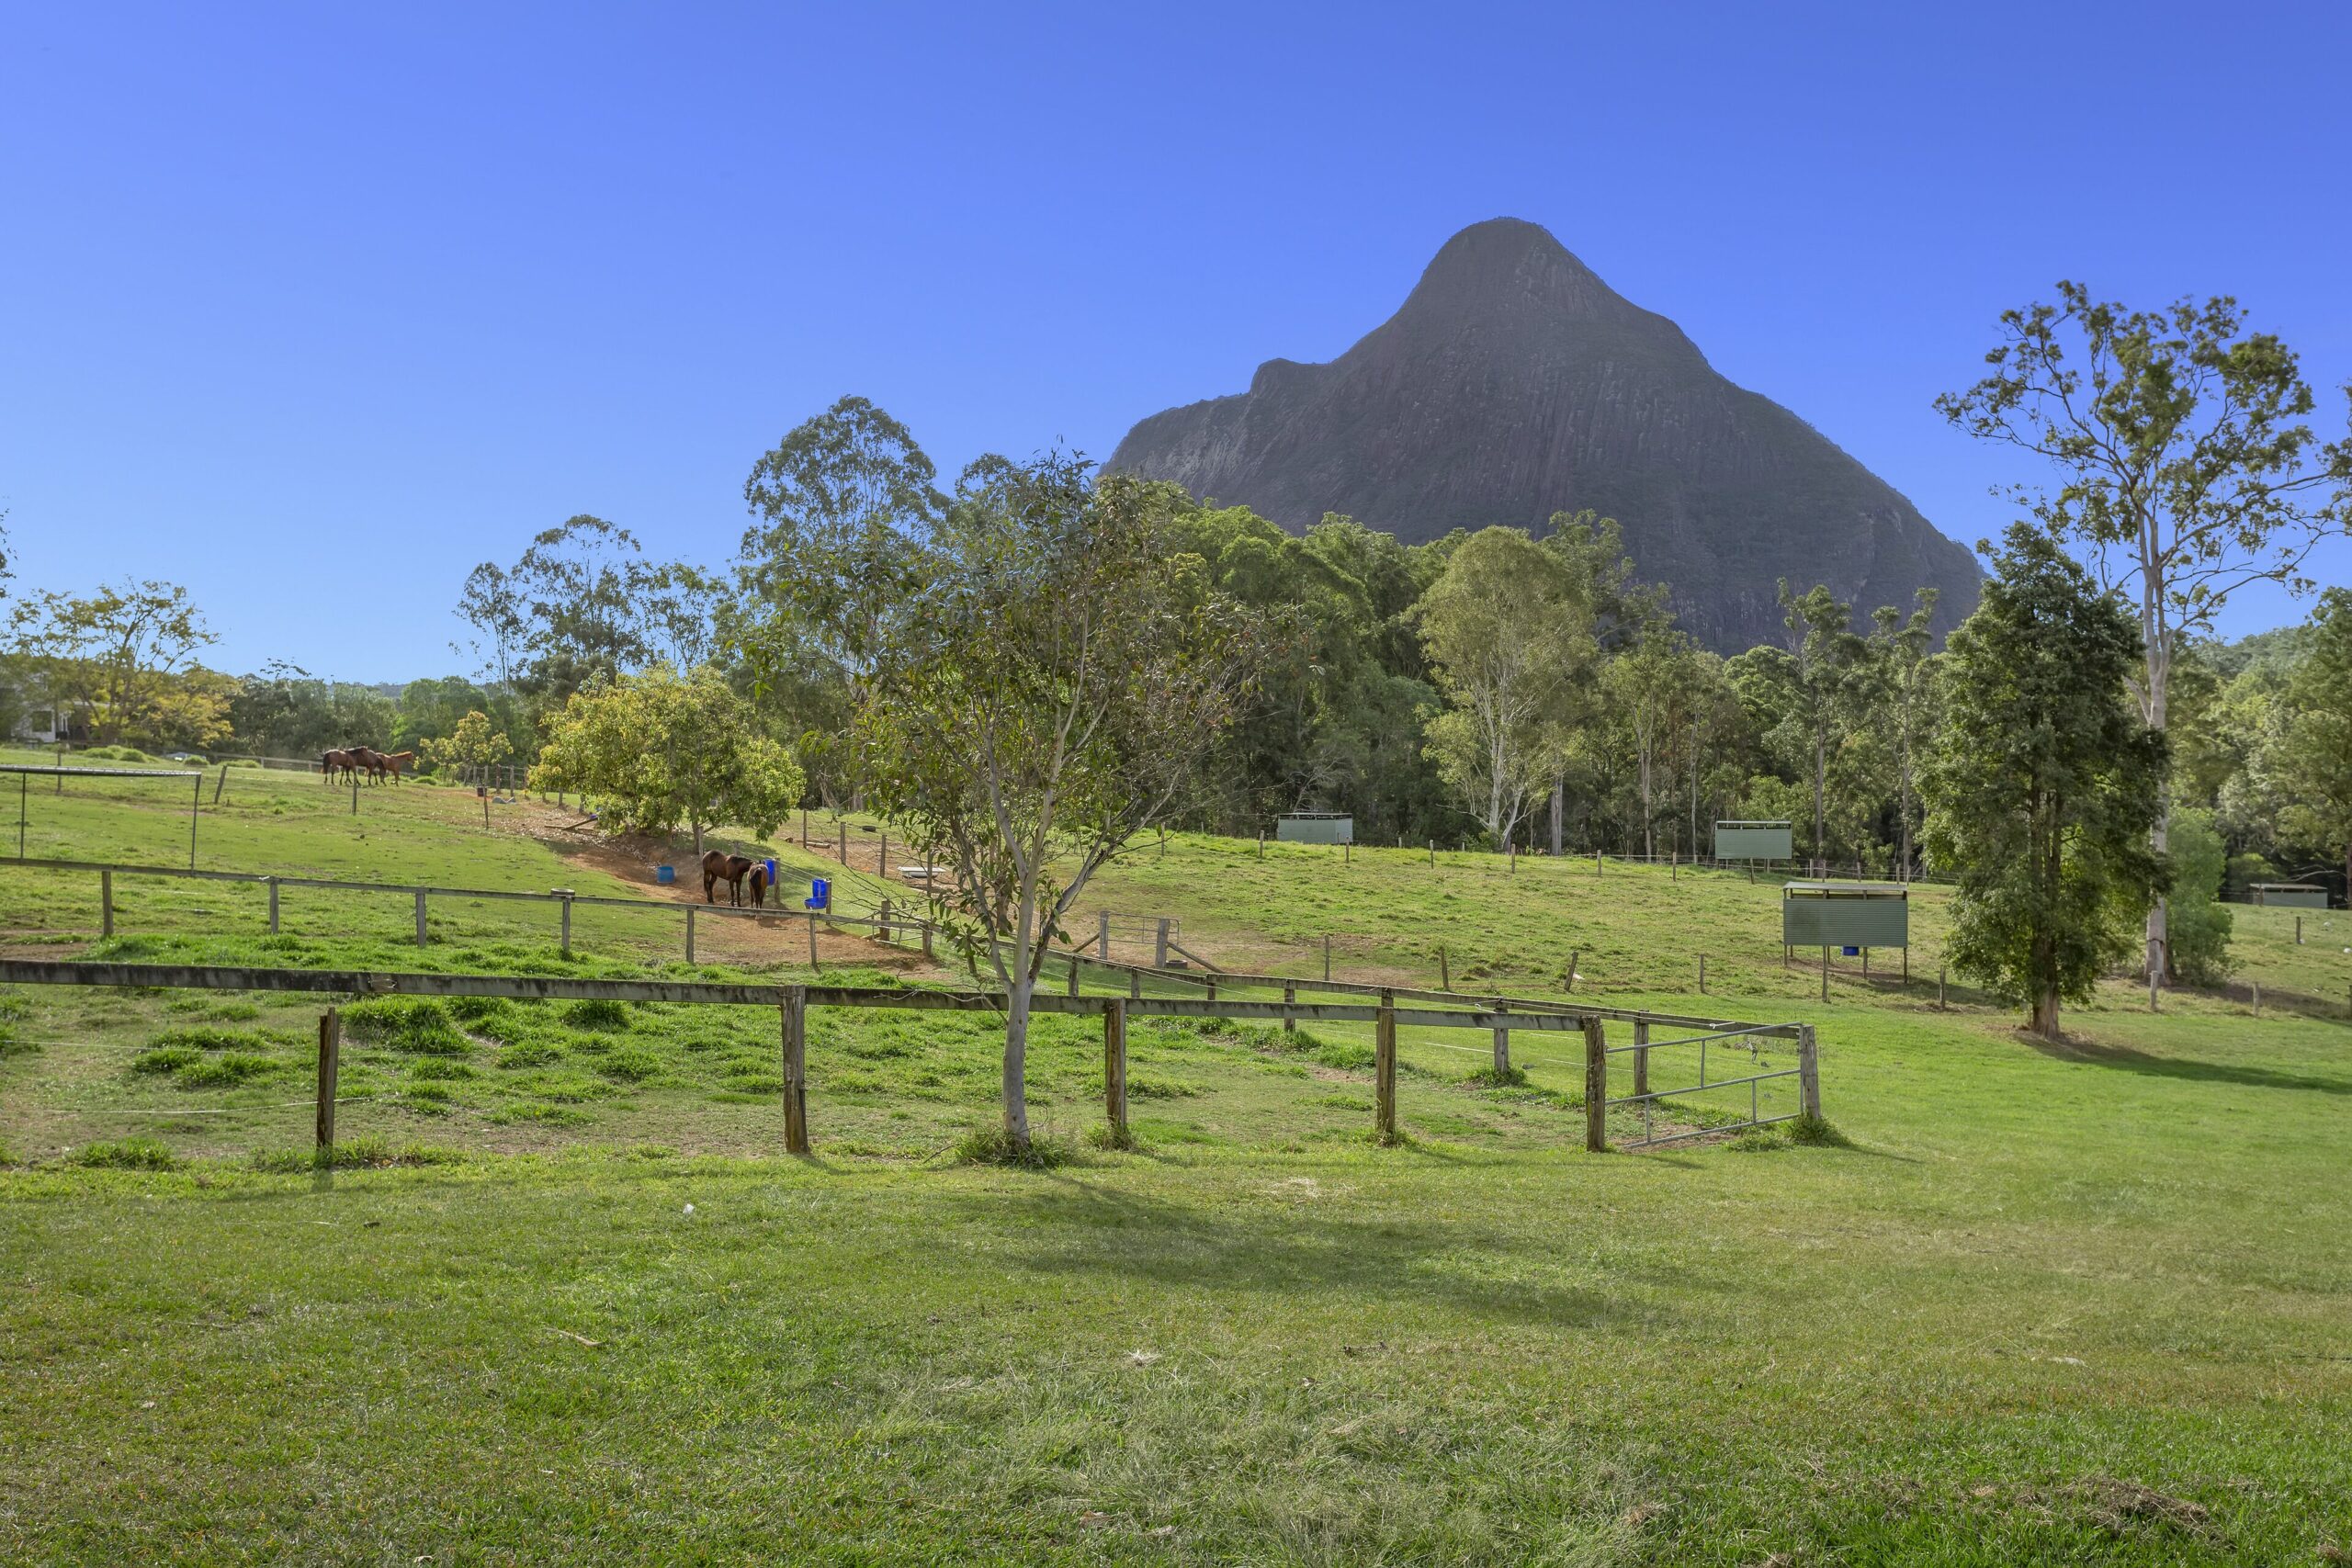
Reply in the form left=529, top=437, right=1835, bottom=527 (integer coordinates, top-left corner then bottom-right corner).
left=2028, top=1034, right=2352, bottom=1096
left=935, top=1173, right=1686, bottom=1331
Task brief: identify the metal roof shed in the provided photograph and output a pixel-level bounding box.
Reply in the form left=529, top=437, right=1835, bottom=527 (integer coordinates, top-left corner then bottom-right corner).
left=2250, top=883, right=2329, bottom=909
left=1782, top=881, right=1910, bottom=949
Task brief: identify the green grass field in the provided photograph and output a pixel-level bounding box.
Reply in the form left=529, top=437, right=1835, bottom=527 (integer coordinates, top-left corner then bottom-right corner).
left=5, top=759, right=2352, bottom=1563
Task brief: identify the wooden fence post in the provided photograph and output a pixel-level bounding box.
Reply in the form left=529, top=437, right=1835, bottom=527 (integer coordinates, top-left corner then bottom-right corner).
left=1067, top=957, right=1080, bottom=998
left=1374, top=988, right=1397, bottom=1143
left=1633, top=1014, right=1649, bottom=1100
left=807, top=911, right=820, bottom=969
left=315, top=1008, right=341, bottom=1159
left=1283, top=982, right=1295, bottom=1035
left=1491, top=1001, right=1510, bottom=1076
left=1129, top=969, right=1141, bottom=1000
left=100, top=869, right=113, bottom=939
left=1582, top=1016, right=1607, bottom=1152
left=1102, top=998, right=1128, bottom=1145
left=1156, top=919, right=1171, bottom=968
left=1819, top=946, right=1828, bottom=1003
left=839, top=819, right=848, bottom=867
left=921, top=921, right=933, bottom=961
left=560, top=894, right=573, bottom=955
left=1938, top=964, right=1947, bottom=1010
left=413, top=888, right=428, bottom=948
left=780, top=985, right=809, bottom=1155
left=1323, top=933, right=1331, bottom=981
left=1797, top=1024, right=1820, bottom=1121
left=1098, top=910, right=1111, bottom=964
left=1439, top=945, right=1450, bottom=991
left=1565, top=951, right=1577, bottom=993
left=684, top=905, right=696, bottom=964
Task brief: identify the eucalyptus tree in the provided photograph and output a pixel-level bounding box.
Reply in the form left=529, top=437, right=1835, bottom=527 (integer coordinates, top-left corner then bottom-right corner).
left=841, top=454, right=1266, bottom=1156
left=2266, top=588, right=2352, bottom=898
left=1939, top=283, right=2352, bottom=981
left=1866, top=588, right=1943, bottom=879
left=1416, top=527, right=1593, bottom=847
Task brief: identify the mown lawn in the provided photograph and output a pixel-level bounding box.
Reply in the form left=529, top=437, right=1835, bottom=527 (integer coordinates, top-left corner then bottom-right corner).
left=4, top=770, right=2351, bottom=1562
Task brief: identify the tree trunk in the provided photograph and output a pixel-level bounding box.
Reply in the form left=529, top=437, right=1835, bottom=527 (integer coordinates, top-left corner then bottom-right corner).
left=1550, top=775, right=1563, bottom=857
left=1001, top=965, right=1035, bottom=1149
left=691, top=816, right=704, bottom=856
left=2030, top=987, right=2061, bottom=1041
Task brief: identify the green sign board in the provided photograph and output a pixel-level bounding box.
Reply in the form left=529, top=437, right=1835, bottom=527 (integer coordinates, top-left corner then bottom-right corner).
left=1782, top=885, right=1909, bottom=948
left=2251, top=885, right=2329, bottom=909
left=1716, top=822, right=1793, bottom=860
left=1275, top=815, right=1354, bottom=845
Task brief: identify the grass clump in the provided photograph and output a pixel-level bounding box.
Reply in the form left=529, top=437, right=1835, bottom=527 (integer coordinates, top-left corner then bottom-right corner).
left=177, top=1052, right=277, bottom=1089
left=130, top=1046, right=202, bottom=1075
left=344, top=997, right=470, bottom=1055
left=952, top=1124, right=1080, bottom=1169
left=596, top=1044, right=662, bottom=1083
left=1083, top=1122, right=1140, bottom=1152
left=1788, top=1113, right=1853, bottom=1148
left=562, top=998, right=632, bottom=1032
left=1463, top=1065, right=1529, bottom=1088
left=74, top=1137, right=179, bottom=1170
left=251, top=1138, right=464, bottom=1173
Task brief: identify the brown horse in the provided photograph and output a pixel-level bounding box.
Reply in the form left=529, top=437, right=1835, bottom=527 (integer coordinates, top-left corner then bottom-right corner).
left=702, top=851, right=753, bottom=905
left=379, top=750, right=416, bottom=784
left=747, top=864, right=770, bottom=908
left=320, top=750, right=354, bottom=783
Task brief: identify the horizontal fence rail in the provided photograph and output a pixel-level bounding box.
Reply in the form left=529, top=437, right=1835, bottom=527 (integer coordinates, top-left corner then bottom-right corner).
left=0, top=960, right=1815, bottom=1159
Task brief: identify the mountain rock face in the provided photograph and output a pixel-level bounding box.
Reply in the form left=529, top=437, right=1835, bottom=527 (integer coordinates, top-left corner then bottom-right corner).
left=1107, top=218, right=1981, bottom=649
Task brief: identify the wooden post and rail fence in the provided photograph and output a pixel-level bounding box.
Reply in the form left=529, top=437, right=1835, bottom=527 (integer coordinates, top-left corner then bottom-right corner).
left=0, top=957, right=1816, bottom=1160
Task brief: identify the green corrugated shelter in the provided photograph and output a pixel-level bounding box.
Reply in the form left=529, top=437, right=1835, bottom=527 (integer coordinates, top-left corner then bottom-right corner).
left=1716, top=820, right=1793, bottom=861
left=2250, top=883, right=2329, bottom=909
left=1782, top=881, right=1909, bottom=948
left=1275, top=813, right=1354, bottom=846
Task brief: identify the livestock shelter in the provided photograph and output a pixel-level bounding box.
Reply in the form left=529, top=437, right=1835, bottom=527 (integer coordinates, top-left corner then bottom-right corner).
left=1782, top=881, right=1909, bottom=950
left=2251, top=883, right=2330, bottom=909
left=1715, top=820, right=1793, bottom=862
left=1275, top=812, right=1354, bottom=846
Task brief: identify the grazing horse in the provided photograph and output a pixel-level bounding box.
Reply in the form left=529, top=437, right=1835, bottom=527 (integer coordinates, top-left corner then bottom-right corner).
left=349, top=747, right=389, bottom=784
left=320, top=750, right=353, bottom=783
left=702, top=851, right=753, bottom=906
left=747, top=864, right=770, bottom=908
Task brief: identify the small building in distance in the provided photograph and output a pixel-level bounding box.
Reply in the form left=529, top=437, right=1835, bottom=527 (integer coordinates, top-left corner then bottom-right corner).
left=1274, top=812, right=1354, bottom=846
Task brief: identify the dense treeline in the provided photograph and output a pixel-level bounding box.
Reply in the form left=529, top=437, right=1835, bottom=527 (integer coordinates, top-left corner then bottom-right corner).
left=2, top=401, right=2346, bottom=923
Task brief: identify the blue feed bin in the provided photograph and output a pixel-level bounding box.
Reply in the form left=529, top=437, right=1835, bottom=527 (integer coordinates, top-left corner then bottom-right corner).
left=656, top=864, right=675, bottom=886
left=806, top=875, right=830, bottom=911
left=764, top=857, right=778, bottom=885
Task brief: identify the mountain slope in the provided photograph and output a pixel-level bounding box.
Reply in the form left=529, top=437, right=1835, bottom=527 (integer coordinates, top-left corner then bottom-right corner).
left=1107, top=219, right=1981, bottom=649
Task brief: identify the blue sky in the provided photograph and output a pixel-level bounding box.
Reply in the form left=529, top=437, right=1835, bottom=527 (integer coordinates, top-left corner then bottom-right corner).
left=4, top=1, right=2347, bottom=681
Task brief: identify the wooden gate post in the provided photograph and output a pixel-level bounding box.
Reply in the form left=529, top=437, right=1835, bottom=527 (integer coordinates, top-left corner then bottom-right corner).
left=315, top=1008, right=341, bottom=1159
left=1491, top=1001, right=1510, bottom=1076
left=780, top=985, right=809, bottom=1155
left=1632, top=1014, right=1649, bottom=1100
left=100, top=870, right=113, bottom=939
left=413, top=888, right=428, bottom=948
left=1102, top=998, right=1128, bottom=1145
left=1582, top=1016, right=1608, bottom=1152
left=1374, top=989, right=1397, bottom=1143
left=1797, top=1024, right=1821, bottom=1121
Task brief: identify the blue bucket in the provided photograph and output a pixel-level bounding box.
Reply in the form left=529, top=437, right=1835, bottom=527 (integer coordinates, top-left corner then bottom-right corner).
left=764, top=857, right=778, bottom=885
left=656, top=864, right=675, bottom=886
left=807, top=875, right=830, bottom=911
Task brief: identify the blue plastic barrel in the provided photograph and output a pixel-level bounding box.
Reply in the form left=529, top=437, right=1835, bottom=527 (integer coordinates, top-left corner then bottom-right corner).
left=764, top=857, right=777, bottom=885
left=656, top=864, right=675, bottom=886
left=807, top=876, right=830, bottom=911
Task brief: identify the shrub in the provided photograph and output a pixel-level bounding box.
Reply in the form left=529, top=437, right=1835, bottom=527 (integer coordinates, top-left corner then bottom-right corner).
left=130, top=1045, right=203, bottom=1076
left=345, top=997, right=470, bottom=1055
left=1789, top=1113, right=1852, bottom=1148
left=0, top=992, right=32, bottom=1021
left=562, top=998, right=632, bottom=1032
left=75, top=1137, right=179, bottom=1170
